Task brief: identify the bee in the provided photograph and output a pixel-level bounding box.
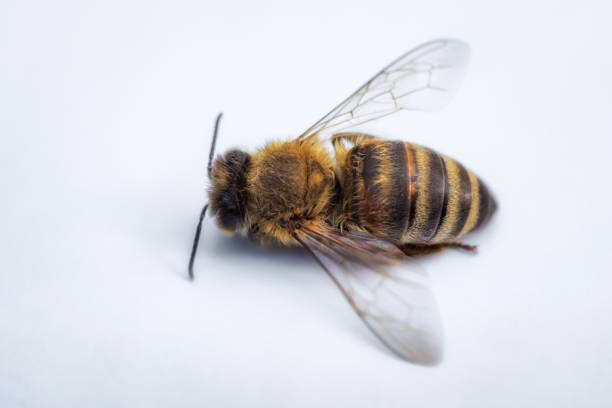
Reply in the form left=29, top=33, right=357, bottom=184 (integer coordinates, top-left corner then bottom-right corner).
left=188, top=39, right=496, bottom=364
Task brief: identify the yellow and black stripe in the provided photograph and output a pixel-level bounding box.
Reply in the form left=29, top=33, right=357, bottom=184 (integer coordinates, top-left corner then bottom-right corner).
left=345, top=140, right=496, bottom=244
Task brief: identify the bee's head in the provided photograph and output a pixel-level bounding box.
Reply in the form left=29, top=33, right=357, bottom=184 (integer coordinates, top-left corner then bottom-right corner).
left=209, top=149, right=251, bottom=233
left=188, top=113, right=249, bottom=280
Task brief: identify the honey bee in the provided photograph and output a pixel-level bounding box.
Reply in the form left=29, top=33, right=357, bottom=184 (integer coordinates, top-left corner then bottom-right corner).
left=188, top=39, right=496, bottom=364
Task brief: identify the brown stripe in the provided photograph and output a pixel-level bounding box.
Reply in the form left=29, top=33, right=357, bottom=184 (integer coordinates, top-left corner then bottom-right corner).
left=387, top=142, right=408, bottom=240
left=361, top=143, right=383, bottom=228
left=474, top=179, right=493, bottom=231
left=403, top=144, right=431, bottom=242
left=458, top=170, right=480, bottom=238
left=449, top=162, right=472, bottom=238
left=405, top=143, right=418, bottom=231
left=421, top=150, right=446, bottom=241
left=430, top=153, right=449, bottom=241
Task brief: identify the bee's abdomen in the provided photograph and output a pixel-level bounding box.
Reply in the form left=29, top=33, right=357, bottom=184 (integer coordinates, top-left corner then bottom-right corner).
left=346, top=141, right=495, bottom=244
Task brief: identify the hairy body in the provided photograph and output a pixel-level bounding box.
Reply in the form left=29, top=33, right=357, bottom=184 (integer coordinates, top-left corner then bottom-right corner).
left=209, top=133, right=495, bottom=249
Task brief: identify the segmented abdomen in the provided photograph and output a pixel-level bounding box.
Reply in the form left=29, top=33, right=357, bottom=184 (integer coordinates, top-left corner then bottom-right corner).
left=344, top=141, right=496, bottom=244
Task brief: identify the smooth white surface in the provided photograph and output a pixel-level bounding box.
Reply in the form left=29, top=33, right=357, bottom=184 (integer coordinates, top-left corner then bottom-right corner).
left=1, top=1, right=611, bottom=407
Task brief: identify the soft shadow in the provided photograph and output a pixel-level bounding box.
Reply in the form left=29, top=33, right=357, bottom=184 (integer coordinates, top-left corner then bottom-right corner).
left=208, top=233, right=312, bottom=265
left=121, top=194, right=447, bottom=365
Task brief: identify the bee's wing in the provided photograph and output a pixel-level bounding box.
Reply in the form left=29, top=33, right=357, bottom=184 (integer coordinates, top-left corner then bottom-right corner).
left=298, top=39, right=470, bottom=141
left=294, top=224, right=443, bottom=365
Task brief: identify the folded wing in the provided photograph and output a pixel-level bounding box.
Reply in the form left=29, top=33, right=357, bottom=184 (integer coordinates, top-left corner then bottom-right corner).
left=294, top=224, right=443, bottom=365
left=298, top=38, right=470, bottom=140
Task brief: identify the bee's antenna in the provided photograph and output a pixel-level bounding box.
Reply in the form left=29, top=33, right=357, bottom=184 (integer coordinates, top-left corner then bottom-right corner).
left=207, top=112, right=223, bottom=178
left=188, top=203, right=209, bottom=280
left=189, top=112, right=223, bottom=281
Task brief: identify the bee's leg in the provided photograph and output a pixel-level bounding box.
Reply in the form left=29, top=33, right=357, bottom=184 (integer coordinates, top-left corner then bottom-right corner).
left=444, top=242, right=477, bottom=253
left=396, top=244, right=445, bottom=256
left=397, top=242, right=477, bottom=256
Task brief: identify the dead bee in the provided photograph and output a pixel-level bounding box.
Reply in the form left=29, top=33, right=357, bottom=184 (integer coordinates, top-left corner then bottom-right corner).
left=189, top=39, right=496, bottom=364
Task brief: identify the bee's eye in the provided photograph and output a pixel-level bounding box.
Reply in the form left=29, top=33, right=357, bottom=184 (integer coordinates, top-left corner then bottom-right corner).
left=209, top=149, right=251, bottom=233
left=217, top=191, right=242, bottom=232
left=218, top=210, right=240, bottom=231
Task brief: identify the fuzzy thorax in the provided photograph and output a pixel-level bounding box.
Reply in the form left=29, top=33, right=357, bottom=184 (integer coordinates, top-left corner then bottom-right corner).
left=243, top=138, right=336, bottom=245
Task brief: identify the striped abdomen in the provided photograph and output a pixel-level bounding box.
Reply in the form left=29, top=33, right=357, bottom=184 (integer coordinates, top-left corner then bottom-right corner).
left=342, top=140, right=496, bottom=244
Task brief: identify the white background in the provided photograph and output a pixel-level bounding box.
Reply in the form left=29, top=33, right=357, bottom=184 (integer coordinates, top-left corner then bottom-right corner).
left=2, top=0, right=611, bottom=407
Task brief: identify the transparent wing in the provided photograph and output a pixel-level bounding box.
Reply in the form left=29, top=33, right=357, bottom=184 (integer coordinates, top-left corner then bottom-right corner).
left=294, top=224, right=443, bottom=365
left=298, top=38, right=470, bottom=140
